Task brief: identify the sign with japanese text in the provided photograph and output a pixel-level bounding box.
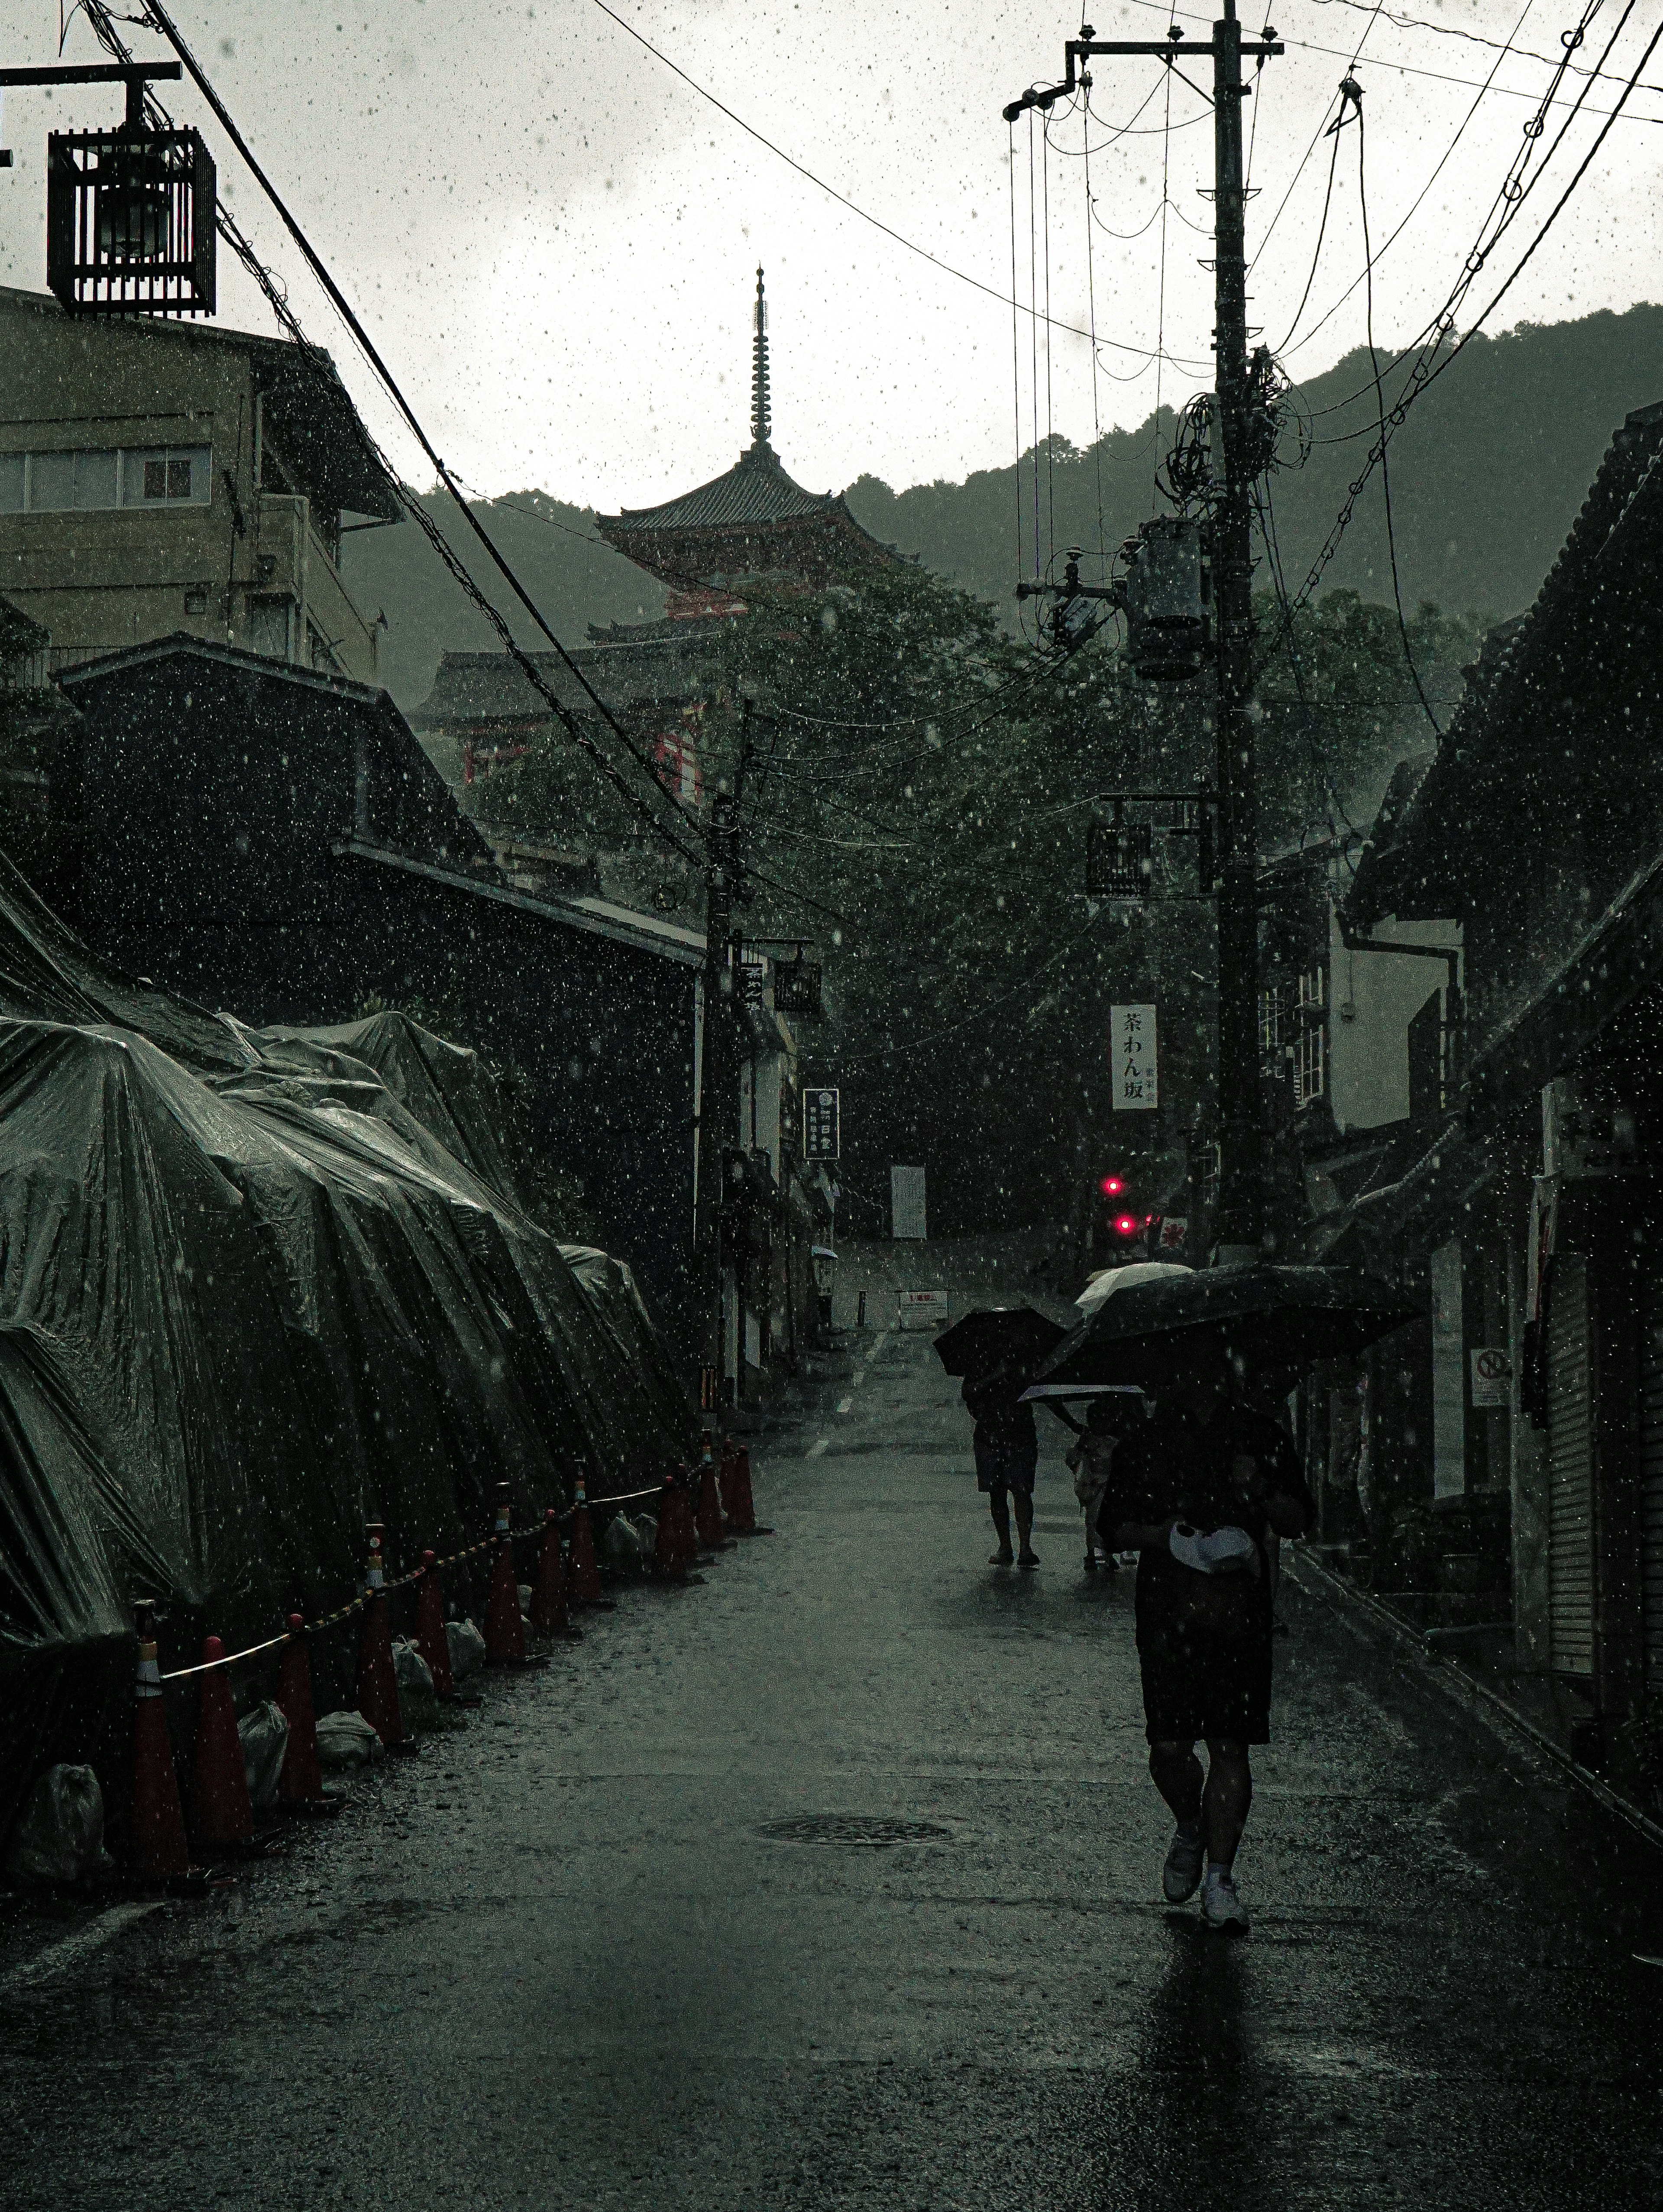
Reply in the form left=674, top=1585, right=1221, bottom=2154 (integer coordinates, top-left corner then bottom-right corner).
left=803, top=1088, right=841, bottom=1160
left=1110, top=1004, right=1159, bottom=1111
left=738, top=962, right=767, bottom=1007
left=897, top=1289, right=948, bottom=1331
left=1470, top=1346, right=1512, bottom=1409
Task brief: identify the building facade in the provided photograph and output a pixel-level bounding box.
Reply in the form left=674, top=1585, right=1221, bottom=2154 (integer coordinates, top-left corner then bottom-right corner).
left=0, top=285, right=399, bottom=685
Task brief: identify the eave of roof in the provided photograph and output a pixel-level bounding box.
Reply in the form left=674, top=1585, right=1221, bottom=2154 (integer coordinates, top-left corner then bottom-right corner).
left=599, top=441, right=842, bottom=534
left=334, top=838, right=706, bottom=968
left=1348, top=398, right=1663, bottom=923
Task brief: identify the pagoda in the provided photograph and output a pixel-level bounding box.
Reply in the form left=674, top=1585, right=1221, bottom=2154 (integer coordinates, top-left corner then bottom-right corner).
left=594, top=269, right=895, bottom=615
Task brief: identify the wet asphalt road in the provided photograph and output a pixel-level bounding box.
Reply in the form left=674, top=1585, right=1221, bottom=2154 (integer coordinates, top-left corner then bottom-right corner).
left=5, top=1323, right=1663, bottom=2210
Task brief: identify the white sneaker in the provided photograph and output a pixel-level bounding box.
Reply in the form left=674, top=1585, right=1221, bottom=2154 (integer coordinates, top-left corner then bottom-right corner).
left=1162, top=1823, right=1205, bottom=1903
left=1200, top=1866, right=1249, bottom=1931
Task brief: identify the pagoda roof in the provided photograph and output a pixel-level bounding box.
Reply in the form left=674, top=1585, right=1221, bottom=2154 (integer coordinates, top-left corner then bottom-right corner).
left=601, top=440, right=846, bottom=536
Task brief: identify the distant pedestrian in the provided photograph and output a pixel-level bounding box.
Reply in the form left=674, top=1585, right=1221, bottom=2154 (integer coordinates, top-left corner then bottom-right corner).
left=1098, top=1331, right=1313, bottom=1932
left=1057, top=1394, right=1138, bottom=1574
left=962, top=1357, right=1040, bottom=1568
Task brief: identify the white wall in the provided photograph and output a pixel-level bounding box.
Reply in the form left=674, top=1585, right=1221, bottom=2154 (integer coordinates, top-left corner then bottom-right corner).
left=1328, top=909, right=1462, bottom=1132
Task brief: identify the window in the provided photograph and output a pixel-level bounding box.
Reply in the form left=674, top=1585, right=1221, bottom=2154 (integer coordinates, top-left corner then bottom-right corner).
left=0, top=446, right=210, bottom=514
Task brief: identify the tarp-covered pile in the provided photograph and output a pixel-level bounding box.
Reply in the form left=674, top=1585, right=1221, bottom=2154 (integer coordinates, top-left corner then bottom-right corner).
left=0, top=859, right=694, bottom=1840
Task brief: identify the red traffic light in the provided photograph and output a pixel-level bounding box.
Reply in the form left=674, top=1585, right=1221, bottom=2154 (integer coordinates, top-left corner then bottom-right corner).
left=1113, top=1213, right=1139, bottom=1237
left=1100, top=1175, right=1125, bottom=1197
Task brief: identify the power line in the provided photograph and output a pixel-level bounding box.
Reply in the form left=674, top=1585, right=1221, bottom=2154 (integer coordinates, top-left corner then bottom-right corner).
left=123, top=1, right=703, bottom=864
left=586, top=0, right=1185, bottom=364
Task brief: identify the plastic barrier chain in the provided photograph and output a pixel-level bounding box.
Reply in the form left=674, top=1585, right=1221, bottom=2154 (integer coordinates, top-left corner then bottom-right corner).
left=157, top=1480, right=670, bottom=1681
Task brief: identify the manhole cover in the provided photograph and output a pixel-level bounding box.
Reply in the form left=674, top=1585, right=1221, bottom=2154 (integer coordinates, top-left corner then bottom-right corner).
left=757, top=1814, right=953, bottom=1848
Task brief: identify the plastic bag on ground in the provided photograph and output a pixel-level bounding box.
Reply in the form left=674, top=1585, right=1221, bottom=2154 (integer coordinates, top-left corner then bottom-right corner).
left=4, top=1764, right=104, bottom=1885
left=446, top=1618, right=485, bottom=1683
left=238, top=1700, right=290, bottom=1811
left=632, top=1514, right=657, bottom=1568
left=316, top=1709, right=383, bottom=1770
left=392, top=1638, right=434, bottom=1697
left=517, top=1582, right=533, bottom=1618
left=602, top=1512, right=642, bottom=1575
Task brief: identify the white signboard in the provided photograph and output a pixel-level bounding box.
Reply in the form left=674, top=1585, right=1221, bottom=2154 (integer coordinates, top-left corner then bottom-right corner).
left=1110, top=1003, right=1159, bottom=1111
left=897, top=1289, right=949, bottom=1332
left=1470, top=1346, right=1512, bottom=1409
left=891, top=1164, right=928, bottom=1240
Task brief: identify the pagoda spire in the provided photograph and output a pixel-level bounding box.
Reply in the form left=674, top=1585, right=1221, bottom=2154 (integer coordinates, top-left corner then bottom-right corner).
left=750, top=266, right=772, bottom=452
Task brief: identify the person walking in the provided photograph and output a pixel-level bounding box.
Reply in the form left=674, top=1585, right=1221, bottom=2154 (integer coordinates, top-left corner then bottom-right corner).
left=1058, top=1395, right=1136, bottom=1573
left=1098, top=1331, right=1313, bottom=1932
left=962, top=1356, right=1040, bottom=1568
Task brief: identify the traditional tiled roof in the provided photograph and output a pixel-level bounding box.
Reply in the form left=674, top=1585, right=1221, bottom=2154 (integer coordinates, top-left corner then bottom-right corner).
left=602, top=441, right=842, bottom=535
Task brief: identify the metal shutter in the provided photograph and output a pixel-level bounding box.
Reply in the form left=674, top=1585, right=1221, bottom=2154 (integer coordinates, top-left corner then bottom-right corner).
left=1643, top=1259, right=1663, bottom=1694
left=1547, top=1254, right=1596, bottom=1680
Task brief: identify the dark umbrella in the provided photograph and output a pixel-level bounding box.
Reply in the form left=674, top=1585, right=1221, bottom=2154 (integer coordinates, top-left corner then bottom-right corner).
left=932, top=1305, right=1068, bottom=1379
left=1031, top=1264, right=1421, bottom=1392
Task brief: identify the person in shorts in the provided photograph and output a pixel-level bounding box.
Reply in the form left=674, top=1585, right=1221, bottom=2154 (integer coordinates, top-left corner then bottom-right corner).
left=1098, top=1331, right=1313, bottom=1932
left=962, top=1357, right=1040, bottom=1568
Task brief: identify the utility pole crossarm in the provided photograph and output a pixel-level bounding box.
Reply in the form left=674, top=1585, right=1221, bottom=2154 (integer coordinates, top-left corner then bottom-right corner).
left=1002, top=32, right=1280, bottom=115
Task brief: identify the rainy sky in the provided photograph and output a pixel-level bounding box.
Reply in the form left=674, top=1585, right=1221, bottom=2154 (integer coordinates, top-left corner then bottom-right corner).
left=2, top=0, right=1659, bottom=509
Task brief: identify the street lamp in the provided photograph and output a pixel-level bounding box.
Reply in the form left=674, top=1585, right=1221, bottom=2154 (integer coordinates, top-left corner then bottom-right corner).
left=0, top=62, right=215, bottom=317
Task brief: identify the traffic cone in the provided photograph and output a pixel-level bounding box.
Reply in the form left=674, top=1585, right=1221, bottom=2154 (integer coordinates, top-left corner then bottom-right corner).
left=530, top=1509, right=581, bottom=1639
left=187, top=1637, right=254, bottom=1848
left=695, top=1431, right=729, bottom=1551
left=356, top=1521, right=408, bottom=1747
left=727, top=1440, right=758, bottom=1535
left=276, top=1614, right=326, bottom=1807
left=129, top=1603, right=190, bottom=1882
left=654, top=1469, right=689, bottom=1581
left=484, top=1486, right=527, bottom=1665
left=413, top=1550, right=455, bottom=1698
left=568, top=1476, right=603, bottom=1606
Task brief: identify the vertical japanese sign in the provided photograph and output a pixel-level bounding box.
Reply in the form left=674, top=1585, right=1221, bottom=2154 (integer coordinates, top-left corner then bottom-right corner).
left=891, top=1165, right=928, bottom=1240
left=803, top=1088, right=841, bottom=1160
left=1110, top=1004, right=1159, bottom=1112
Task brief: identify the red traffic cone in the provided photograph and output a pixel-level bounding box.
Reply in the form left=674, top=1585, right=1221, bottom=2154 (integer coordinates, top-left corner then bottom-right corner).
left=568, top=1477, right=603, bottom=1607
left=414, top=1550, right=455, bottom=1698
left=129, top=1603, right=190, bottom=1882
left=484, top=1486, right=527, bottom=1665
left=276, top=1614, right=326, bottom=1806
left=654, top=1469, right=688, bottom=1581
left=727, top=1440, right=758, bottom=1535
left=187, top=1637, right=254, bottom=1848
left=695, top=1432, right=729, bottom=1550
left=356, top=1520, right=408, bottom=1748
left=530, top=1509, right=581, bottom=1639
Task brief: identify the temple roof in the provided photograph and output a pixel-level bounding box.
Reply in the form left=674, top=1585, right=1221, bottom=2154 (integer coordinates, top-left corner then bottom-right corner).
left=602, top=440, right=844, bottom=535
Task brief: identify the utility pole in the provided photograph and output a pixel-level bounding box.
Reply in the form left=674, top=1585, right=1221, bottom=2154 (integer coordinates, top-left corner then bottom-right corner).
left=1006, top=7, right=1282, bottom=1265
left=693, top=704, right=752, bottom=1412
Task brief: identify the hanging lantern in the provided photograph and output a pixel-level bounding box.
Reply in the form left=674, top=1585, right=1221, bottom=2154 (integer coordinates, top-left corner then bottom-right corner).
left=47, top=116, right=215, bottom=317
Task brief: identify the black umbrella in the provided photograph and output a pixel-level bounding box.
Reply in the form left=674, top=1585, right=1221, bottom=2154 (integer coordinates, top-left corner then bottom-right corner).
left=932, top=1305, right=1068, bottom=1379
left=1031, top=1263, right=1421, bottom=1392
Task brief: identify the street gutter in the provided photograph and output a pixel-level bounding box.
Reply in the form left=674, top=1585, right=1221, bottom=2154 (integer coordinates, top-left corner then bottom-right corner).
left=1288, top=1547, right=1663, bottom=1857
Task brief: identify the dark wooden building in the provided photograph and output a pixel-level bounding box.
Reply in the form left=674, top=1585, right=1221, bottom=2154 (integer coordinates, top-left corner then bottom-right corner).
left=28, top=635, right=705, bottom=1348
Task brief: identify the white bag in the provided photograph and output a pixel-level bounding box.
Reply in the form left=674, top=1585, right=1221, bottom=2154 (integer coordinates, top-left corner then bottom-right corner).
left=391, top=1638, right=434, bottom=1697
left=238, top=1700, right=290, bottom=1810
left=315, top=1708, right=383, bottom=1770
left=445, top=1616, right=486, bottom=1683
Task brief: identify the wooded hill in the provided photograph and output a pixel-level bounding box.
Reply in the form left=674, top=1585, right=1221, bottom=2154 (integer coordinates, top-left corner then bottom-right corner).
left=346, top=304, right=1663, bottom=714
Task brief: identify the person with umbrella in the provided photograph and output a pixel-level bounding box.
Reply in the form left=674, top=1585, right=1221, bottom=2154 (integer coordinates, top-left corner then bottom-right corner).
left=935, top=1307, right=1066, bottom=1569
left=1096, top=1325, right=1314, bottom=1931
left=1030, top=1261, right=1417, bottom=1931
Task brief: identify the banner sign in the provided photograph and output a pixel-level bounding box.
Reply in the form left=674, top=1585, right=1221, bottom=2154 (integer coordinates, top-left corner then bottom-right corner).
left=1110, top=1003, right=1159, bottom=1111
left=897, top=1289, right=948, bottom=1331
left=803, top=1088, right=841, bottom=1160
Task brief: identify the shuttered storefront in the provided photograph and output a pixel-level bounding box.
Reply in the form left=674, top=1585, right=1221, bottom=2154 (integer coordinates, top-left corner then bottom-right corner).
left=1547, top=1253, right=1596, bottom=1680
left=1642, top=1256, right=1663, bottom=1695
